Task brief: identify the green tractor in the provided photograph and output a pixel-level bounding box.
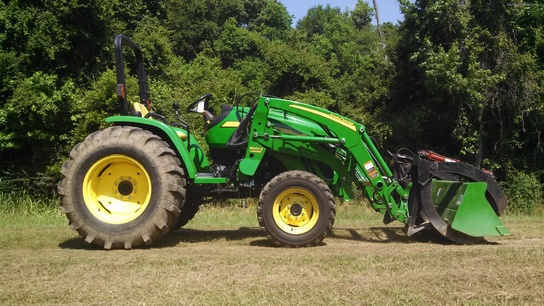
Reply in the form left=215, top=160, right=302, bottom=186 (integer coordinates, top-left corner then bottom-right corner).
left=58, top=35, right=509, bottom=249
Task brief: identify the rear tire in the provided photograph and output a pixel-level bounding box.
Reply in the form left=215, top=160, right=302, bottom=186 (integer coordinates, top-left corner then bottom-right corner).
left=171, top=194, right=202, bottom=230
left=58, top=126, right=186, bottom=249
left=257, top=171, right=336, bottom=247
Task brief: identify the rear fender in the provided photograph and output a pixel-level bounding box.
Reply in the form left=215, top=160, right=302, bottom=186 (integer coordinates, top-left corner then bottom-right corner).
left=105, top=116, right=206, bottom=178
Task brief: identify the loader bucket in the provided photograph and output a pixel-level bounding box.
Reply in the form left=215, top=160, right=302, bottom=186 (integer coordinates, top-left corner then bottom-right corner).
left=431, top=180, right=510, bottom=237
left=407, top=156, right=510, bottom=244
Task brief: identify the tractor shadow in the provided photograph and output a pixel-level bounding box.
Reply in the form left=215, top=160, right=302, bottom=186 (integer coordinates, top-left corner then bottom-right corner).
left=171, top=226, right=470, bottom=246
left=59, top=238, right=105, bottom=250
left=157, top=227, right=277, bottom=248
left=330, top=226, right=497, bottom=245
left=330, top=226, right=413, bottom=244
left=169, top=226, right=461, bottom=246
left=59, top=226, right=497, bottom=249
left=58, top=227, right=278, bottom=250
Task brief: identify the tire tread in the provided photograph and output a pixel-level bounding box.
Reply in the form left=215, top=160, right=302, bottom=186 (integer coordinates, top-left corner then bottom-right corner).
left=257, top=170, right=336, bottom=247
left=58, top=126, right=186, bottom=249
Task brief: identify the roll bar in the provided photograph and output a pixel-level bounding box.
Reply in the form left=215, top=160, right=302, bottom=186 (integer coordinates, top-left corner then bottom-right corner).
left=114, top=34, right=151, bottom=116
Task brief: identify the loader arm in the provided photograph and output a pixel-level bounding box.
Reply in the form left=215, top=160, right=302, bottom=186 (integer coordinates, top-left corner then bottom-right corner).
left=237, top=96, right=410, bottom=222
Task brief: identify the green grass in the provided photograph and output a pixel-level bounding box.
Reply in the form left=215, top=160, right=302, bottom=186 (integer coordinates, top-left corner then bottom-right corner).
left=1, top=195, right=544, bottom=305
left=0, top=191, right=60, bottom=220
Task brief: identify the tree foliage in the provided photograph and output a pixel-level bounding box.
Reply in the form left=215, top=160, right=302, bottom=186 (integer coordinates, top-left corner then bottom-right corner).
left=0, top=0, right=542, bottom=206
left=388, top=0, right=543, bottom=174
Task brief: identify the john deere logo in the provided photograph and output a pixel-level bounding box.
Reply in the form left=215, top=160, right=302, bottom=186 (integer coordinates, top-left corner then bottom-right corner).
left=329, top=113, right=356, bottom=130
left=289, top=105, right=356, bottom=131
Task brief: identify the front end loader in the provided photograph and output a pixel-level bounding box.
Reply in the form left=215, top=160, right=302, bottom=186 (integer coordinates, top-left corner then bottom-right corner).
left=58, top=35, right=509, bottom=249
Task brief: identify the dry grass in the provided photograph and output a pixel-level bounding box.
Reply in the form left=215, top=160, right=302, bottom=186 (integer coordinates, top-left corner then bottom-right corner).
left=1, top=203, right=543, bottom=305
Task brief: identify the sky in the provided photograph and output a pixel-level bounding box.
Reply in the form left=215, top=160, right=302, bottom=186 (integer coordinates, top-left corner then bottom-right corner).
left=278, top=0, right=404, bottom=27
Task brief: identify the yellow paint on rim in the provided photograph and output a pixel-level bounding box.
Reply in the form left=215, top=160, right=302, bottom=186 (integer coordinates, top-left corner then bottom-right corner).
left=272, top=187, right=319, bottom=235
left=82, top=154, right=152, bottom=224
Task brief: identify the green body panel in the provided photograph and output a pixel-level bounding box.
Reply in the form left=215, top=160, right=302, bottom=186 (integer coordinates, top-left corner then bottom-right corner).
left=203, top=99, right=359, bottom=199
left=431, top=180, right=509, bottom=237
left=105, top=116, right=210, bottom=179
left=204, top=108, right=244, bottom=148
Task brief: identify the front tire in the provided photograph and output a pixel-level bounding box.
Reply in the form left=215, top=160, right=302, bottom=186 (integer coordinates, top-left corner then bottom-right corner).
left=257, top=171, right=336, bottom=247
left=58, top=126, right=186, bottom=249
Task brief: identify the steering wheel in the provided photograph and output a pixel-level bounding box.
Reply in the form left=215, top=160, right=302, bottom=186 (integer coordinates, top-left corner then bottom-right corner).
left=187, top=93, right=212, bottom=113
left=234, top=92, right=261, bottom=122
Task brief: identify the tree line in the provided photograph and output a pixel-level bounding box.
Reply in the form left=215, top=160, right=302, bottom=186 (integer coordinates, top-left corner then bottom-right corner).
left=0, top=0, right=542, bottom=211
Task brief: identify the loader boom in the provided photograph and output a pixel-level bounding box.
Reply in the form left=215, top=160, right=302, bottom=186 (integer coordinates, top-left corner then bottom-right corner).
left=237, top=96, right=410, bottom=222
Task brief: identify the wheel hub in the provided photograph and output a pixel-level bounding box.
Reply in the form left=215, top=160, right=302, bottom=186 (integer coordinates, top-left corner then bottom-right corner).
left=290, top=203, right=303, bottom=216
left=282, top=201, right=308, bottom=223
left=117, top=179, right=134, bottom=196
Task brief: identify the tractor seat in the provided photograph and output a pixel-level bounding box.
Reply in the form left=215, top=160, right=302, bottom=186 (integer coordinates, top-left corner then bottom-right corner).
left=176, top=130, right=187, bottom=140
left=133, top=102, right=149, bottom=117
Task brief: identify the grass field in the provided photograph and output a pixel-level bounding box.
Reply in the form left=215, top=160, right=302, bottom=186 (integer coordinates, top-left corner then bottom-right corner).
left=1, top=199, right=544, bottom=305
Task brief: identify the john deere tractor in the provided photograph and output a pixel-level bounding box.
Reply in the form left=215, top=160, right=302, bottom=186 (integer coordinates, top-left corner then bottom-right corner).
left=58, top=35, right=510, bottom=249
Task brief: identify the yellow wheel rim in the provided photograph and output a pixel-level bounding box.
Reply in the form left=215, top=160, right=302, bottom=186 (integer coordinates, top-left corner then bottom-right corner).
left=83, top=154, right=152, bottom=224
left=272, top=187, right=319, bottom=235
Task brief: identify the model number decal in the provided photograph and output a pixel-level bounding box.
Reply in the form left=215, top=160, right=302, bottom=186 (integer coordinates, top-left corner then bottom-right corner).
left=249, top=146, right=264, bottom=154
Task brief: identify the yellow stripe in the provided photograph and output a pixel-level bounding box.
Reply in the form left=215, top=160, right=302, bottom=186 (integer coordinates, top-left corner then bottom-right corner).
left=289, top=105, right=356, bottom=131
left=221, top=121, right=240, bottom=128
